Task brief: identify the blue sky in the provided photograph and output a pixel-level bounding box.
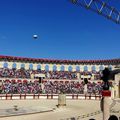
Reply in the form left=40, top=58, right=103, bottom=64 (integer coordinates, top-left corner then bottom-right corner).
left=0, top=0, right=120, bottom=60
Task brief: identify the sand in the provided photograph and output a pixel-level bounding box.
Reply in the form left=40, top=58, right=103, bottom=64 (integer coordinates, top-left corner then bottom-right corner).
left=0, top=99, right=119, bottom=120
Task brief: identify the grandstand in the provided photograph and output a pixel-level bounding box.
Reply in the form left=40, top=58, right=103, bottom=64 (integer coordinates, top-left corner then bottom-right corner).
left=0, top=56, right=119, bottom=120
left=0, top=55, right=119, bottom=96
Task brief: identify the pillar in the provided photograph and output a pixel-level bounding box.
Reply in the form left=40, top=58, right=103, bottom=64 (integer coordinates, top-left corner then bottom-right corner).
left=111, top=84, right=115, bottom=99
left=64, top=65, right=69, bottom=71
left=84, top=84, right=87, bottom=94
left=114, top=73, right=120, bottom=98
left=0, top=61, right=4, bottom=68
left=80, top=65, right=84, bottom=72
left=33, top=64, right=38, bottom=70
left=102, top=91, right=111, bottom=120
left=41, top=64, right=45, bottom=71
left=25, top=63, right=29, bottom=70
left=16, top=63, right=21, bottom=69
left=112, top=65, right=117, bottom=70
left=72, top=65, right=76, bottom=72
left=87, top=65, right=92, bottom=72
left=95, top=65, right=100, bottom=72
left=49, top=64, right=53, bottom=71
left=58, top=94, right=66, bottom=107
left=56, top=64, right=61, bottom=71
left=7, top=62, right=13, bottom=69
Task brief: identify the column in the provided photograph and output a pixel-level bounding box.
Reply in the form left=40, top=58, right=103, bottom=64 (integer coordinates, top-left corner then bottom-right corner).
left=103, top=65, right=106, bottom=69
left=84, top=84, right=87, bottom=94
left=33, top=64, right=38, bottom=70
left=25, top=63, right=29, bottom=70
left=41, top=64, right=45, bottom=71
left=102, top=91, right=111, bottom=120
left=72, top=65, right=76, bottom=72
left=8, top=62, right=13, bottom=69
left=16, top=63, right=21, bottom=69
left=58, top=94, right=66, bottom=107
left=87, top=65, right=92, bottom=72
left=80, top=65, right=84, bottom=72
left=115, top=74, right=120, bottom=98
left=111, top=65, right=116, bottom=70
left=0, top=61, right=4, bottom=68
left=56, top=64, right=61, bottom=71
left=49, top=64, right=53, bottom=71
left=95, top=65, right=100, bottom=72
left=64, top=65, right=69, bottom=71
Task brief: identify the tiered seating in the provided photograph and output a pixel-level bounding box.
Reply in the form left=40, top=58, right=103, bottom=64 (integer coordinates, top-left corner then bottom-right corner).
left=0, top=68, right=101, bottom=80
left=0, top=79, right=104, bottom=95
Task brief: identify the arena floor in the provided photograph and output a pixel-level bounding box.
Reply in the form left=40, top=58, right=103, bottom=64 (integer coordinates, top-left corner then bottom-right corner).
left=0, top=99, right=119, bottom=120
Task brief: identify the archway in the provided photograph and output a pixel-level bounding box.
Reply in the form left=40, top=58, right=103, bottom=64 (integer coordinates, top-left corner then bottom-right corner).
left=4, top=62, right=8, bottom=68
left=21, top=64, right=25, bottom=69
left=45, top=65, right=49, bottom=72
left=84, top=66, right=88, bottom=71
left=53, top=65, right=57, bottom=71
left=68, top=66, right=73, bottom=72
left=29, top=64, right=33, bottom=70
left=108, top=65, right=112, bottom=71
left=37, top=65, right=41, bottom=70
left=60, top=65, right=65, bottom=71
left=76, top=66, right=80, bottom=72
left=12, top=63, right=16, bottom=69
left=92, top=65, right=96, bottom=72
left=99, top=65, right=104, bottom=71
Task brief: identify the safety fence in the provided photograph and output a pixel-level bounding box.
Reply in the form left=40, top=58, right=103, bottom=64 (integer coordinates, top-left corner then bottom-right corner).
left=0, top=94, right=102, bottom=100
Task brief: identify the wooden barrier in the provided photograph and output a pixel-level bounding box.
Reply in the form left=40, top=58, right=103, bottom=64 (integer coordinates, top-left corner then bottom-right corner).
left=0, top=94, right=102, bottom=100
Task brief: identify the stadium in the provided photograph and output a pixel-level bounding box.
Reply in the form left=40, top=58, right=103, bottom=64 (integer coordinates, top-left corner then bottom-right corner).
left=0, top=0, right=120, bottom=120
left=0, top=55, right=120, bottom=120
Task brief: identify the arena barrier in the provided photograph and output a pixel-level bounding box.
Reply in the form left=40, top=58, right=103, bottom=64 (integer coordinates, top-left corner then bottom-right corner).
left=0, top=94, right=102, bottom=100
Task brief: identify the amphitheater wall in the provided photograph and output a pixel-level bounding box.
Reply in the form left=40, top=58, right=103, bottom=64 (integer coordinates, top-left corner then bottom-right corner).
left=114, top=73, right=120, bottom=98
left=0, top=60, right=117, bottom=72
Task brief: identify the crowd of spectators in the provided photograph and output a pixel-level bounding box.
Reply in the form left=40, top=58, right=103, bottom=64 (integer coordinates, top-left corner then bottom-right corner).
left=0, top=80, right=104, bottom=95
left=0, top=68, right=101, bottom=80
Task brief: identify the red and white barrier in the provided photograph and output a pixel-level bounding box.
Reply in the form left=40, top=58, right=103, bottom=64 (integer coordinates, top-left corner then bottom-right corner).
left=0, top=94, right=102, bottom=100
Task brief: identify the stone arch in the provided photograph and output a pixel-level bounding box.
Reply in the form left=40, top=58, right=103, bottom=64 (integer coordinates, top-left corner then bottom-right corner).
left=99, top=65, right=104, bottom=71
left=37, top=65, right=41, bottom=70
left=4, top=62, right=8, bottom=68
left=108, top=65, right=112, bottom=71
left=68, top=66, right=73, bottom=72
left=29, top=63, right=33, bottom=70
left=76, top=66, right=80, bottom=71
left=45, top=65, right=49, bottom=71
left=84, top=66, right=88, bottom=71
left=92, top=65, right=96, bottom=71
left=21, top=63, right=25, bottom=69
left=60, top=65, right=65, bottom=71
left=12, top=63, right=16, bottom=69
left=53, top=65, right=57, bottom=71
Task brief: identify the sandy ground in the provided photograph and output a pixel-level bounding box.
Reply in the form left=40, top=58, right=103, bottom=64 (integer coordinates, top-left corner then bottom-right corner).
left=0, top=99, right=119, bottom=120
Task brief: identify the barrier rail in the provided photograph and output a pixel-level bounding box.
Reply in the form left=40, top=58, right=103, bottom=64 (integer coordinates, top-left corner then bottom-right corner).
left=0, top=94, right=102, bottom=100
